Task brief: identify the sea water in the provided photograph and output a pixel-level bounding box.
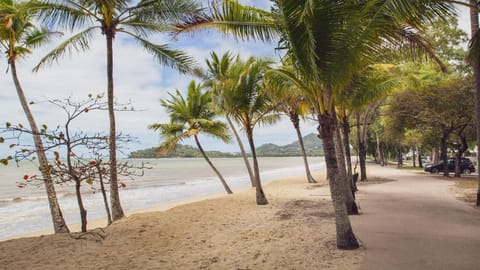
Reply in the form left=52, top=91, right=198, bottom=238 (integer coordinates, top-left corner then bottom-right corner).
left=0, top=156, right=325, bottom=240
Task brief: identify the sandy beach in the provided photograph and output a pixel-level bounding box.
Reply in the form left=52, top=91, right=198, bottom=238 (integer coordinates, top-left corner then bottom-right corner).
left=0, top=168, right=365, bottom=270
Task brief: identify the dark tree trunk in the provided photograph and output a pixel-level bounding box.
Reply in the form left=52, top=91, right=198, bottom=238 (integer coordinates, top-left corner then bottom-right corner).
left=226, top=116, right=255, bottom=187
left=341, top=118, right=354, bottom=182
left=97, top=164, right=112, bottom=225
left=75, top=179, right=88, bottom=232
left=106, top=33, right=124, bottom=221
left=318, top=113, right=359, bottom=250
left=454, top=127, right=469, bottom=178
left=412, top=148, right=416, bottom=168
left=469, top=1, right=480, bottom=206
left=418, top=147, right=423, bottom=168
left=291, top=113, right=317, bottom=183
left=246, top=127, right=268, bottom=205
left=397, top=147, right=403, bottom=168
left=355, top=112, right=367, bottom=181
left=440, top=129, right=450, bottom=177
left=334, top=128, right=358, bottom=215
left=194, top=135, right=233, bottom=194
left=10, top=60, right=69, bottom=233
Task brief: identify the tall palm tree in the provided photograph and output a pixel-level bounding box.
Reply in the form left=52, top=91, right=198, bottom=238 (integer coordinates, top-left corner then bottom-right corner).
left=0, top=0, right=69, bottom=233
left=203, top=51, right=255, bottom=187
left=149, top=80, right=233, bottom=194
left=173, top=0, right=453, bottom=249
left=33, top=0, right=201, bottom=220
left=223, top=56, right=280, bottom=205
left=467, top=0, right=480, bottom=206
left=264, top=66, right=318, bottom=184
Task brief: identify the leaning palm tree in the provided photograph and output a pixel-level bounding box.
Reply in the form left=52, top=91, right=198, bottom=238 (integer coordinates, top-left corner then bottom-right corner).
left=222, top=56, right=280, bottom=205
left=33, top=0, right=201, bottom=220
left=0, top=0, right=69, bottom=233
left=179, top=0, right=453, bottom=249
left=203, top=51, right=255, bottom=187
left=264, top=66, right=317, bottom=184
left=149, top=80, right=233, bottom=194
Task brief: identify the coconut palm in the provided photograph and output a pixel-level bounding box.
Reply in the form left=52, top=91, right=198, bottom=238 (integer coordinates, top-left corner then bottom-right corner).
left=467, top=0, right=480, bottom=205
left=33, top=0, right=201, bottom=220
left=203, top=51, right=256, bottom=187
left=222, top=56, right=280, bottom=205
left=170, top=0, right=453, bottom=249
left=264, top=65, right=318, bottom=184
left=0, top=0, right=69, bottom=233
left=149, top=80, right=233, bottom=194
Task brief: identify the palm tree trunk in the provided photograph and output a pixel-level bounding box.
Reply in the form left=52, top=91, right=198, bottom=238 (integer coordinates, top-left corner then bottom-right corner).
left=194, top=135, right=233, bottom=194
left=226, top=116, right=255, bottom=187
left=334, top=128, right=359, bottom=215
left=318, top=113, right=359, bottom=250
left=10, top=60, right=69, bottom=233
left=341, top=118, right=353, bottom=183
left=246, top=127, right=268, bottom=205
left=469, top=1, right=480, bottom=206
left=291, top=113, right=317, bottom=183
left=106, top=33, right=124, bottom=221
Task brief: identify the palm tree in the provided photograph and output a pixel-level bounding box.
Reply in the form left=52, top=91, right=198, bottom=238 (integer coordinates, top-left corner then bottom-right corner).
left=203, top=51, right=255, bottom=187
left=149, top=80, right=233, bottom=194
left=222, top=56, right=280, bottom=205
left=34, top=0, right=201, bottom=220
left=467, top=0, right=480, bottom=205
left=0, top=0, right=69, bottom=233
left=264, top=65, right=317, bottom=184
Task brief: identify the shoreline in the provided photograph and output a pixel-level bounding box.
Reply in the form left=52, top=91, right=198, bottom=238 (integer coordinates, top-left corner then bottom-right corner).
left=0, top=166, right=369, bottom=269
left=0, top=170, right=307, bottom=242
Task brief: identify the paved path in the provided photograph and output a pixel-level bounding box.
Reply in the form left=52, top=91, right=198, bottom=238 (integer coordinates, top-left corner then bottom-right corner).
left=350, top=166, right=480, bottom=270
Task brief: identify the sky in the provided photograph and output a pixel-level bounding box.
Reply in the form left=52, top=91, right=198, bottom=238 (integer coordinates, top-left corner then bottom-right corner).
left=0, top=1, right=472, bottom=157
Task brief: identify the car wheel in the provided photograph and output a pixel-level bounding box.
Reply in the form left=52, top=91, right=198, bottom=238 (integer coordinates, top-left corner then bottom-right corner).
left=463, top=169, right=471, bottom=175
left=432, top=168, right=439, bottom=174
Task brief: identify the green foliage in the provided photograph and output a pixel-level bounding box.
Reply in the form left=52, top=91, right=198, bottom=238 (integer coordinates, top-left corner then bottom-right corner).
left=129, top=144, right=239, bottom=158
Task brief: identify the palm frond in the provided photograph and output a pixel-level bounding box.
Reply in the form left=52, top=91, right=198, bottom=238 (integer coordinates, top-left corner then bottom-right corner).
left=123, top=31, right=196, bottom=74
left=173, top=0, right=278, bottom=42
left=34, top=1, right=97, bottom=31
left=32, top=26, right=98, bottom=72
left=24, top=26, right=62, bottom=49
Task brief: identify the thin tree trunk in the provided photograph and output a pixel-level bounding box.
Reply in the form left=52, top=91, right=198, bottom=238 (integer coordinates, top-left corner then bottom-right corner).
left=246, top=127, right=268, bottom=205
left=194, top=135, right=233, bottom=194
left=441, top=129, right=450, bottom=177
left=65, top=127, right=87, bottom=232
left=291, top=113, right=317, bottom=183
left=469, top=1, right=480, bottom=206
left=355, top=112, right=367, bottom=181
left=97, top=164, right=112, bottom=225
left=397, top=146, right=403, bottom=168
left=334, top=128, right=359, bottom=215
left=412, top=147, right=416, bottom=168
left=318, top=113, right=359, bottom=249
left=417, top=147, right=423, bottom=168
left=10, top=60, right=69, bottom=233
left=226, top=116, right=255, bottom=187
left=75, top=179, right=87, bottom=232
left=341, top=118, right=353, bottom=182
left=106, top=33, right=124, bottom=221
left=454, top=127, right=468, bottom=178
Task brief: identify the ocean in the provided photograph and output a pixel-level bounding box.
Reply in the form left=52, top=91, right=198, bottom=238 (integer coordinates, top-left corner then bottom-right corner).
left=0, top=156, right=325, bottom=240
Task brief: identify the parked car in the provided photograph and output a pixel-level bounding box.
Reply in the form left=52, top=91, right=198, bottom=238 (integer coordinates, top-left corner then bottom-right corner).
left=424, top=158, right=476, bottom=174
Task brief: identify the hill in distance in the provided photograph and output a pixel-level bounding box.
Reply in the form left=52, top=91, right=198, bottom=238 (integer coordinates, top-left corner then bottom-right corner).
left=129, top=133, right=323, bottom=158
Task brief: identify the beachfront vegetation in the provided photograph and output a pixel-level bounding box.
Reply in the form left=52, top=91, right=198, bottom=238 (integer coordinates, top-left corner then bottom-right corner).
left=0, top=0, right=69, bottom=233
left=32, top=0, right=203, bottom=221
left=2, top=0, right=479, bottom=251
left=149, top=80, right=234, bottom=194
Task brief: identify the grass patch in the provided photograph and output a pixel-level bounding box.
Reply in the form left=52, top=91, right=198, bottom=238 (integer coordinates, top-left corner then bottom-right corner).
left=449, top=177, right=478, bottom=204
